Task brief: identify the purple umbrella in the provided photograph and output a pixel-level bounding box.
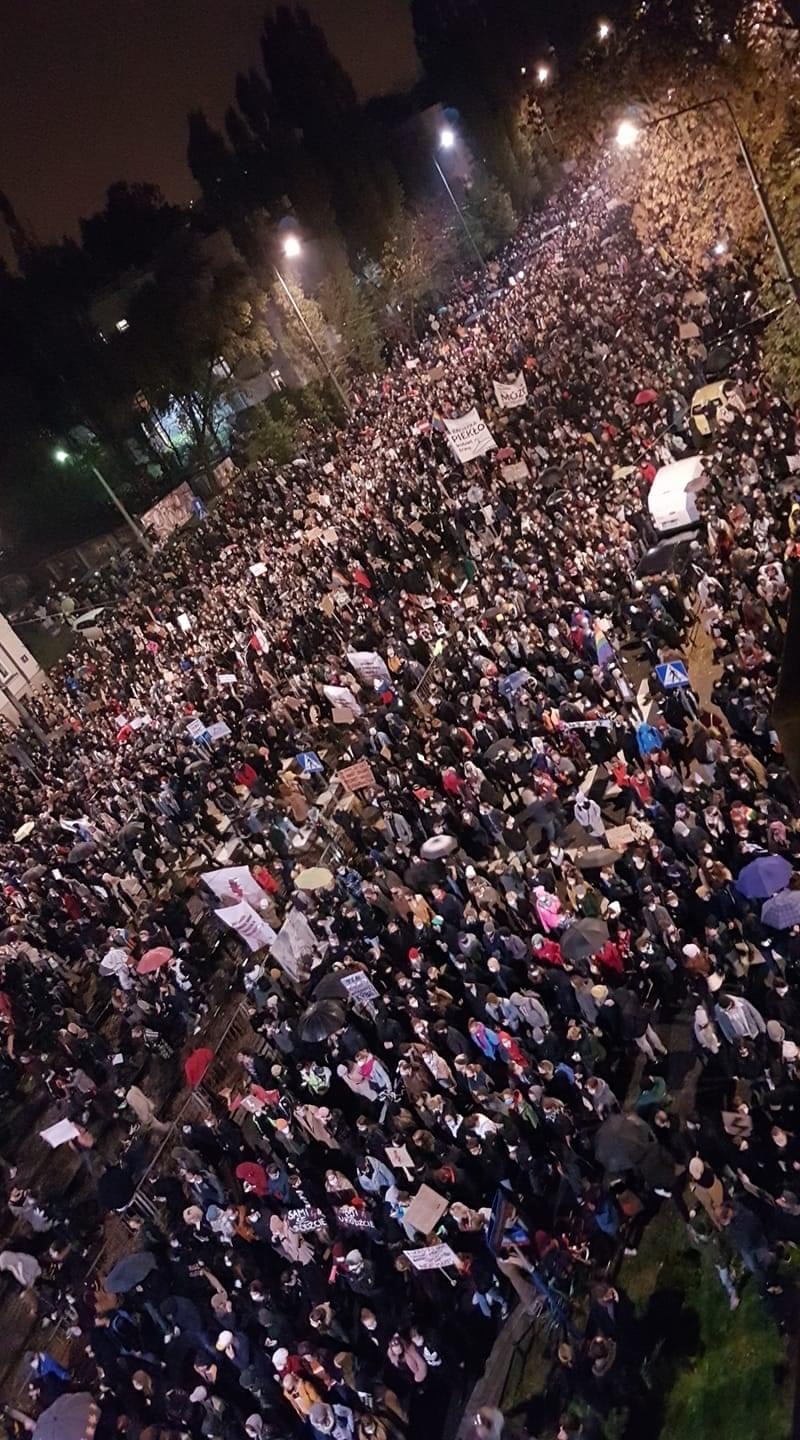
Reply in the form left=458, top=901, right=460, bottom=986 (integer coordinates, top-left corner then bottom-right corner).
left=761, top=888, right=800, bottom=930
left=735, top=854, right=793, bottom=900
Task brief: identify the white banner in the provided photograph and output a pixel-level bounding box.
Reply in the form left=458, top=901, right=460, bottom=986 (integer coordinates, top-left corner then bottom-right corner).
left=202, top=866, right=266, bottom=909
left=323, top=684, right=363, bottom=716
left=215, top=900, right=277, bottom=953
left=444, top=408, right=496, bottom=464
left=403, top=1243, right=459, bottom=1271
left=492, top=373, right=528, bottom=409
left=270, top=907, right=324, bottom=983
left=346, top=651, right=391, bottom=690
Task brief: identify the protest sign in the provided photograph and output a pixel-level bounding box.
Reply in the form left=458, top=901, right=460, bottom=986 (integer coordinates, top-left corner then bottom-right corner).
left=339, top=971, right=379, bottom=1004
left=403, top=1243, right=459, bottom=1271
left=270, top=907, right=323, bottom=983
left=323, top=684, right=363, bottom=716
left=492, top=372, right=528, bottom=409
left=202, top=865, right=266, bottom=909
left=500, top=460, right=530, bottom=483
left=403, top=1184, right=449, bottom=1235
left=186, top=717, right=208, bottom=741
left=334, top=1205, right=374, bottom=1232
left=287, top=1206, right=326, bottom=1233
left=338, top=759, right=377, bottom=793
left=332, top=706, right=355, bottom=725
left=444, top=408, right=496, bottom=464
left=346, top=650, right=391, bottom=689
left=206, top=721, right=232, bottom=742
left=215, top=900, right=277, bottom=954
left=249, top=561, right=268, bottom=577
left=218, top=674, right=237, bottom=686
left=39, top=1119, right=81, bottom=1149
left=386, top=1144, right=415, bottom=1178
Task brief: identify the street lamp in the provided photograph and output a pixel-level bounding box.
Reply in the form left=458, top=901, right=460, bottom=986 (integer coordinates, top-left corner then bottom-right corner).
left=598, top=19, right=611, bottom=39
left=615, top=97, right=797, bottom=296
left=54, top=447, right=154, bottom=558
left=615, top=119, right=640, bottom=148
left=434, top=128, right=486, bottom=270
left=273, top=240, right=351, bottom=414
left=536, top=64, right=550, bottom=84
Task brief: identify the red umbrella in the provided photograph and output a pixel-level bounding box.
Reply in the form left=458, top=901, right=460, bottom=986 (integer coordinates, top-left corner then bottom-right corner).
left=184, top=1047, right=213, bottom=1087
left=137, top=946, right=173, bottom=975
left=235, top=1161, right=268, bottom=1196
left=634, top=388, right=658, bottom=406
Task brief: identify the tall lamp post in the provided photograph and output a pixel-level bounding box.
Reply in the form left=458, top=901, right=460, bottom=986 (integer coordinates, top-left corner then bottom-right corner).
left=615, top=97, right=798, bottom=298
left=274, top=236, right=351, bottom=415
left=435, top=128, right=487, bottom=271
left=54, top=447, right=154, bottom=559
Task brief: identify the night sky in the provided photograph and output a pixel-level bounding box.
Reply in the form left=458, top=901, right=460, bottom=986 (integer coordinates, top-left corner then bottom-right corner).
left=0, top=0, right=419, bottom=245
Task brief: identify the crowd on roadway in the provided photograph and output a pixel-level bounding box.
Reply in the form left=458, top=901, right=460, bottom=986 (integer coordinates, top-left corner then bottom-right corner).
left=1, top=157, right=800, bottom=1440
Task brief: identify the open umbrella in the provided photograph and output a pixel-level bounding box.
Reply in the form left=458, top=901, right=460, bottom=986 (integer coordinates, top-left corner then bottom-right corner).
left=68, top=841, right=96, bottom=863
left=184, top=1046, right=214, bottom=1087
left=761, top=888, right=800, bottom=929
left=33, top=1394, right=98, bottom=1440
left=420, top=834, right=458, bottom=859
left=295, top=866, right=334, bottom=891
left=313, top=964, right=371, bottom=1001
left=13, top=821, right=35, bottom=842
left=636, top=537, right=693, bottom=579
left=560, top=918, right=610, bottom=962
left=735, top=854, right=793, bottom=900
left=297, top=1000, right=346, bottom=1043
left=594, top=1113, right=655, bottom=1174
left=484, top=737, right=515, bottom=760
left=137, top=945, right=173, bottom=974
left=634, top=388, right=658, bottom=406
left=705, top=344, right=733, bottom=377
left=105, top=1250, right=157, bottom=1293
left=235, top=1161, right=269, bottom=1195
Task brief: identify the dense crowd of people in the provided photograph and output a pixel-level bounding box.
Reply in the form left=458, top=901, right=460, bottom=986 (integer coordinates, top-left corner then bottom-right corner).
left=1, top=157, right=800, bottom=1440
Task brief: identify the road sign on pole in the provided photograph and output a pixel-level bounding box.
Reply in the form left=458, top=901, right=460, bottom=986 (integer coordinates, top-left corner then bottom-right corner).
left=655, top=660, right=690, bottom=690
left=296, top=751, right=324, bottom=774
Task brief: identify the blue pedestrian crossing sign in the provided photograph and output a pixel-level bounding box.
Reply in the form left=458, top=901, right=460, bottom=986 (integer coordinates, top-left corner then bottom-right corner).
left=296, top=751, right=324, bottom=774
left=655, top=660, right=690, bottom=690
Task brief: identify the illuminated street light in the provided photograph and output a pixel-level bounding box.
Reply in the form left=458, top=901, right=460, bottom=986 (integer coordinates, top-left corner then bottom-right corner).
left=434, top=127, right=486, bottom=269
left=274, top=243, right=351, bottom=414
left=616, top=97, right=797, bottom=298
left=520, top=65, right=527, bottom=75
left=54, top=447, right=154, bottom=557
left=616, top=119, right=640, bottom=148
left=536, top=64, right=550, bottom=84
left=598, top=19, right=611, bottom=38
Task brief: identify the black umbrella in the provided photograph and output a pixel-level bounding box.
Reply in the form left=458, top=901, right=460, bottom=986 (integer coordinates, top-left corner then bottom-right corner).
left=33, top=1394, right=99, bottom=1440
left=540, top=466, right=563, bottom=490
left=313, top=965, right=369, bottom=1001
left=297, top=1000, right=346, bottom=1043
left=705, top=344, right=733, bottom=377
left=105, top=1250, right=157, bottom=1293
left=636, top=537, right=693, bottom=579
left=97, top=1163, right=137, bottom=1213
left=560, top=918, right=610, bottom=962
left=68, top=841, right=97, bottom=863
left=594, top=1113, right=655, bottom=1174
